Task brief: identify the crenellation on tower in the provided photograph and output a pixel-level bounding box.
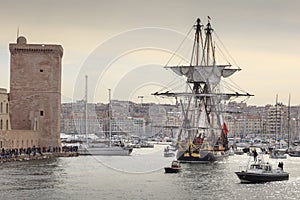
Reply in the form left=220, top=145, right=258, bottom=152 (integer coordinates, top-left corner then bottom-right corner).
left=10, top=36, right=63, bottom=56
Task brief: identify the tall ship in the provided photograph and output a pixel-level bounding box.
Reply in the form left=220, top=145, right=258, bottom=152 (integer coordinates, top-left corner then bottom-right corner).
left=153, top=18, right=253, bottom=163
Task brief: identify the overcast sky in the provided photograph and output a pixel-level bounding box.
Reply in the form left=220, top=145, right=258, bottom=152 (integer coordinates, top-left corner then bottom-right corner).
left=0, top=0, right=299, bottom=106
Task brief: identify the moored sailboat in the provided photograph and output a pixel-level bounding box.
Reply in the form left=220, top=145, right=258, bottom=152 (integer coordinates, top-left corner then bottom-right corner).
left=153, top=18, right=253, bottom=163
left=78, top=79, right=132, bottom=156
left=269, top=94, right=288, bottom=159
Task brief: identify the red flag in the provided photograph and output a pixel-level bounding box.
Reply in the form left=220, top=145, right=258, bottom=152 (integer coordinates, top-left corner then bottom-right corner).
left=222, top=123, right=228, bottom=135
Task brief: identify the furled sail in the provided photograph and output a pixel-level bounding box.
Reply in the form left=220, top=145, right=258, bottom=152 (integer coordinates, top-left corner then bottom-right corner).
left=167, top=65, right=240, bottom=83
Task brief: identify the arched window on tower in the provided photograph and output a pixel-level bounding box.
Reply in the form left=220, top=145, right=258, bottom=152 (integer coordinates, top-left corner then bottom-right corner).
left=6, top=103, right=8, bottom=113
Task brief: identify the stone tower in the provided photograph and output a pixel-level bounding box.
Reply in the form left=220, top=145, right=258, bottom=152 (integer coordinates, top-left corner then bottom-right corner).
left=9, top=36, right=63, bottom=148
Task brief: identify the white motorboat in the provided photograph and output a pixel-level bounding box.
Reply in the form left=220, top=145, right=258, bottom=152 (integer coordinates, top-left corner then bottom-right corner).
left=78, top=84, right=133, bottom=156
left=78, top=143, right=133, bottom=156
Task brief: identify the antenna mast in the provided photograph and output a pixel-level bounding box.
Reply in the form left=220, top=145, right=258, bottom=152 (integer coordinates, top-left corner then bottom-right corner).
left=17, top=27, right=19, bottom=40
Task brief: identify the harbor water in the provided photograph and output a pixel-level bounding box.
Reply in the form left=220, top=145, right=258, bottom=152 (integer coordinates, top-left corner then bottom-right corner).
left=1, top=145, right=300, bottom=200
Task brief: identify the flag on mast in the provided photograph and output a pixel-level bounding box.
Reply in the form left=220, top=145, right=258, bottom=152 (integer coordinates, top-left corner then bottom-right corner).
left=222, top=123, right=228, bottom=135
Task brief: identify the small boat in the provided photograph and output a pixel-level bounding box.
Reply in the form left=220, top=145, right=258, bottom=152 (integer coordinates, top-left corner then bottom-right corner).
left=269, top=150, right=287, bottom=159
left=235, top=159, right=289, bottom=183
left=140, top=141, right=154, bottom=148
left=228, top=148, right=235, bottom=156
left=288, top=151, right=300, bottom=157
left=164, top=152, right=175, bottom=157
left=288, top=147, right=300, bottom=157
left=164, top=146, right=175, bottom=157
left=164, top=160, right=182, bottom=173
left=234, top=148, right=244, bottom=155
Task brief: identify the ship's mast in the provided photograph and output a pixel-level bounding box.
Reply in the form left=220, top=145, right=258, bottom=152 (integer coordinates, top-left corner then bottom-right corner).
left=108, top=89, right=112, bottom=148
left=153, top=18, right=253, bottom=149
left=194, top=18, right=202, bottom=66
left=191, top=18, right=203, bottom=95
left=85, top=75, right=88, bottom=144
left=204, top=19, right=215, bottom=66
left=192, top=18, right=202, bottom=142
left=275, top=94, right=278, bottom=148
left=287, top=94, right=291, bottom=149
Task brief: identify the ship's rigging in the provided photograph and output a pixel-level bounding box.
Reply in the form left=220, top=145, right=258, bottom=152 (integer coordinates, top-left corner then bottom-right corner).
left=152, top=17, right=253, bottom=163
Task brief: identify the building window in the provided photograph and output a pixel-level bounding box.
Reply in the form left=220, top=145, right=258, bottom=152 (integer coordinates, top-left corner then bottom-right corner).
left=0, top=102, right=2, bottom=113
left=40, top=69, right=44, bottom=72
left=6, top=120, right=8, bottom=130
left=40, top=111, right=44, bottom=116
left=6, top=103, right=8, bottom=113
left=0, top=119, right=2, bottom=129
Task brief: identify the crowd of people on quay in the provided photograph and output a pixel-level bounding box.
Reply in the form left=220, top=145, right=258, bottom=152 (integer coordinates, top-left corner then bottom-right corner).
left=0, top=145, right=78, bottom=160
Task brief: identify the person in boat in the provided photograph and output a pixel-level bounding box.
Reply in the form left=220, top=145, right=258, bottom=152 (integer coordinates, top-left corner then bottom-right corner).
left=253, top=149, right=258, bottom=162
left=164, top=146, right=169, bottom=152
left=278, top=162, right=284, bottom=170
left=171, top=161, right=180, bottom=168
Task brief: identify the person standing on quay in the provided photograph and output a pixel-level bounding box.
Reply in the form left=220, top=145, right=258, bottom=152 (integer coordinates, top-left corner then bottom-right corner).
left=253, top=149, right=258, bottom=162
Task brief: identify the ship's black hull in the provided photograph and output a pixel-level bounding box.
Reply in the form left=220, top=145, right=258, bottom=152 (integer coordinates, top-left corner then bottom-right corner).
left=235, top=171, right=289, bottom=183
left=176, top=150, right=221, bottom=163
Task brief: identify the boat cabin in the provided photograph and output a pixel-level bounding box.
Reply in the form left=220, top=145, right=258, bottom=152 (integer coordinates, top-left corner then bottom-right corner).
left=171, top=160, right=180, bottom=168
left=248, top=162, right=272, bottom=172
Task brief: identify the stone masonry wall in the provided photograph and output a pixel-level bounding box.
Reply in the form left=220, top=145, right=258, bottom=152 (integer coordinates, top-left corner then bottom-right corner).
left=8, top=36, right=63, bottom=148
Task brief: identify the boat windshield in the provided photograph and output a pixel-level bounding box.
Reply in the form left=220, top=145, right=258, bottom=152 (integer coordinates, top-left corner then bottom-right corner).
left=250, top=164, right=262, bottom=169
left=263, top=165, right=272, bottom=171
left=250, top=163, right=272, bottom=171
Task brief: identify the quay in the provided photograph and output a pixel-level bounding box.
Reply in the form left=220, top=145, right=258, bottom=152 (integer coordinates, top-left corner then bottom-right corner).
left=1, top=150, right=79, bottom=163
left=53, top=151, right=79, bottom=157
